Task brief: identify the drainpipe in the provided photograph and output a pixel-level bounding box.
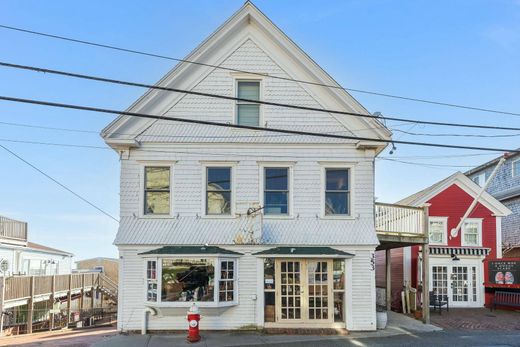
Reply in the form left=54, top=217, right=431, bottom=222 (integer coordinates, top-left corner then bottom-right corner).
left=142, top=307, right=157, bottom=335
left=450, top=156, right=506, bottom=239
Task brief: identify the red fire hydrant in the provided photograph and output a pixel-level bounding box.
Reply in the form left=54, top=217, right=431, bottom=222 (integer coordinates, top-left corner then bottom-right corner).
left=186, top=303, right=201, bottom=343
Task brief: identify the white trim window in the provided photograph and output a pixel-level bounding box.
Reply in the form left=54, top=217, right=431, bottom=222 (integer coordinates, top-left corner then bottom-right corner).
left=324, top=168, right=350, bottom=216
left=472, top=173, right=486, bottom=187
left=144, top=257, right=238, bottom=306
left=146, top=260, right=158, bottom=302
left=206, top=167, right=232, bottom=215
left=461, top=219, right=482, bottom=247
left=513, top=159, right=520, bottom=178
left=236, top=80, right=261, bottom=126
left=429, top=217, right=448, bottom=245
left=144, top=166, right=171, bottom=215
left=219, top=259, right=236, bottom=302
left=263, top=167, right=290, bottom=216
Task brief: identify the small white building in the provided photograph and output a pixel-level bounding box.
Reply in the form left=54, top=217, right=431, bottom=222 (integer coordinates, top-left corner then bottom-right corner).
left=0, top=216, right=73, bottom=276
left=102, top=2, right=392, bottom=332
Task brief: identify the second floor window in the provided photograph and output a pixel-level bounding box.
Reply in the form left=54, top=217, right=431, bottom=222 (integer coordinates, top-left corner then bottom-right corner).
left=429, top=218, right=447, bottom=244
left=264, top=168, right=289, bottom=215
left=206, top=167, right=232, bottom=215
left=325, top=168, right=350, bottom=215
left=462, top=220, right=481, bottom=246
left=144, top=166, right=170, bottom=215
left=236, top=81, right=260, bottom=126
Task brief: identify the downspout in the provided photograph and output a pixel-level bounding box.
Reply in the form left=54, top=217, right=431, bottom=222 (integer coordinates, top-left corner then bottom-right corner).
left=450, top=156, right=506, bottom=239
left=142, top=307, right=157, bottom=335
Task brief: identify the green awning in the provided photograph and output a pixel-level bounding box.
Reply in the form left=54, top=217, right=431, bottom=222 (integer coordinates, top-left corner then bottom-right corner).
left=138, top=246, right=242, bottom=257
left=253, top=247, right=354, bottom=258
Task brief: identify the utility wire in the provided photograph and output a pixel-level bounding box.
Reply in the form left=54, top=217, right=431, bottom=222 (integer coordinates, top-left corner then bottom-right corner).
left=2, top=61, right=520, bottom=133
left=0, top=137, right=483, bottom=169
left=1, top=24, right=519, bottom=117
left=0, top=95, right=519, bottom=154
left=394, top=129, right=520, bottom=138
left=0, top=144, right=119, bottom=222
left=0, top=118, right=413, bottom=140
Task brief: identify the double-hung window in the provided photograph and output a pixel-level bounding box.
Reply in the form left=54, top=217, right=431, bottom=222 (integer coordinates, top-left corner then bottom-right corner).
left=206, top=167, right=232, bottom=215
left=513, top=159, right=520, bottom=177
left=146, top=260, right=157, bottom=302
left=429, top=217, right=447, bottom=245
left=236, top=81, right=260, bottom=126
left=144, top=166, right=171, bottom=215
left=324, top=168, right=350, bottom=216
left=264, top=167, right=289, bottom=215
left=462, top=219, right=482, bottom=246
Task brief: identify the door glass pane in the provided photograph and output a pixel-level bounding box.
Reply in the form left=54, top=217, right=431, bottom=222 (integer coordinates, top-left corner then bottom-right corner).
left=472, top=266, right=477, bottom=302
left=451, top=266, right=469, bottom=302
left=432, top=266, right=448, bottom=300
left=279, top=261, right=301, bottom=320
left=308, top=261, right=329, bottom=320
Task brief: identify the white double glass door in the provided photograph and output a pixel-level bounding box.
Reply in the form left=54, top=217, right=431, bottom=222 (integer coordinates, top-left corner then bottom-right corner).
left=275, top=259, right=333, bottom=323
left=431, top=263, right=481, bottom=307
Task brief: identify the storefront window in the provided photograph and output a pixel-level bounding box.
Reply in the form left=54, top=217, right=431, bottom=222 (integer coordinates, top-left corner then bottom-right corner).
left=333, top=259, right=345, bottom=322
left=161, top=259, right=215, bottom=302
left=264, top=258, right=275, bottom=322
left=146, top=260, right=157, bottom=302
left=219, top=260, right=235, bottom=302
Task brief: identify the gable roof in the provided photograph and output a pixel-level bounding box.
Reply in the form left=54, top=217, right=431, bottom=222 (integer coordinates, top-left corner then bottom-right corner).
left=101, top=1, right=391, bottom=152
left=465, top=151, right=520, bottom=176
left=26, top=242, right=73, bottom=257
left=397, top=172, right=512, bottom=217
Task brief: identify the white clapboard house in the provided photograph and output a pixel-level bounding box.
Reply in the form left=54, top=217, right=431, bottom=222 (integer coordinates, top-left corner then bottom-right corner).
left=102, top=2, right=393, bottom=332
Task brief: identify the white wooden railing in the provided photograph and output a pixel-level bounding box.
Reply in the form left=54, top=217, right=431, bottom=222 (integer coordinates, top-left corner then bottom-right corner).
left=0, top=216, right=28, bottom=242
left=375, top=202, right=426, bottom=236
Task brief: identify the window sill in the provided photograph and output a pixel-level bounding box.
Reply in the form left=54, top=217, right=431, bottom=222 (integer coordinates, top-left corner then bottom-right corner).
left=263, top=215, right=294, bottom=220
left=200, top=215, right=238, bottom=220
left=320, top=215, right=356, bottom=220
left=138, top=215, right=177, bottom=220
left=144, top=301, right=238, bottom=308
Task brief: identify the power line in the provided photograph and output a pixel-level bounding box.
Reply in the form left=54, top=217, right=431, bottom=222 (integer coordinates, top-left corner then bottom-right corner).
left=0, top=118, right=414, bottom=140
left=2, top=61, right=520, bottom=133
left=394, top=129, right=520, bottom=138
left=1, top=137, right=490, bottom=168
left=0, top=95, right=519, bottom=154
left=380, top=157, right=475, bottom=168
left=0, top=144, right=119, bottom=222
left=1, top=24, right=519, bottom=117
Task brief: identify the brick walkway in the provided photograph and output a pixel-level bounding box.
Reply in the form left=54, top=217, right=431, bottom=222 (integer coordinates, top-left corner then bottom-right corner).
left=430, top=308, right=520, bottom=330
left=0, top=326, right=117, bottom=347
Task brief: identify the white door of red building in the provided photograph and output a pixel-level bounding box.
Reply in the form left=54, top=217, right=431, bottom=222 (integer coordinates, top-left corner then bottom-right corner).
left=430, top=258, right=484, bottom=308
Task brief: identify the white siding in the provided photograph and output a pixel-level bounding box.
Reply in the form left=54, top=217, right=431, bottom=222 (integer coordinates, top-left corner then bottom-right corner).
left=118, top=245, right=376, bottom=331
left=137, top=39, right=355, bottom=145
left=115, top=145, right=377, bottom=246
left=349, top=249, right=377, bottom=330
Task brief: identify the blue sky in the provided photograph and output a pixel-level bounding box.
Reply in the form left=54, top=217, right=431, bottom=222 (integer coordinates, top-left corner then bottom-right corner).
left=0, top=1, right=519, bottom=259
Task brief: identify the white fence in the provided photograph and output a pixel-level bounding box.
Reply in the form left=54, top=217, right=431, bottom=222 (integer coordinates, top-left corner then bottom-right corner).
left=375, top=203, right=425, bottom=236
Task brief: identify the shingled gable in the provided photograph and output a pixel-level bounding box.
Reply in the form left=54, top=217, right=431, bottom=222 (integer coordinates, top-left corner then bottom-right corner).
left=101, top=1, right=391, bottom=153
left=397, top=171, right=512, bottom=217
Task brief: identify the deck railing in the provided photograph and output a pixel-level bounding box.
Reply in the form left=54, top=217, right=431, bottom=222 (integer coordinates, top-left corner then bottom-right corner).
left=375, top=202, right=426, bottom=236
left=2, top=273, right=115, bottom=302
left=0, top=216, right=28, bottom=242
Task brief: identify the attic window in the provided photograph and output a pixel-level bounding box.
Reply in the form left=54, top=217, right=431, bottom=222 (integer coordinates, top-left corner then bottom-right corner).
left=236, top=81, right=260, bottom=126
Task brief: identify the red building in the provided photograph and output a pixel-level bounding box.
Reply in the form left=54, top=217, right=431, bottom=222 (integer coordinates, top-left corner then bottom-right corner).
left=376, top=172, right=511, bottom=309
